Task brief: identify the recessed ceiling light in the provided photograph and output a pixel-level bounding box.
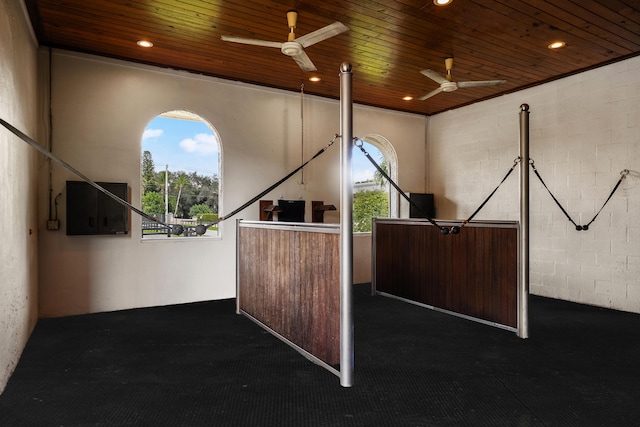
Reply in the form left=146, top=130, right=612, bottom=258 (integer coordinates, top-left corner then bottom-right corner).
left=548, top=41, right=566, bottom=49
left=308, top=76, right=321, bottom=82
left=403, top=96, right=414, bottom=101
left=137, top=40, right=153, bottom=48
left=433, top=0, right=453, bottom=6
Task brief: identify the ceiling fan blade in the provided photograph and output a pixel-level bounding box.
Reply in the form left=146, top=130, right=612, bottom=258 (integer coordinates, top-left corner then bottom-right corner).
left=291, top=50, right=317, bottom=72
left=417, top=87, right=444, bottom=101
left=420, top=69, right=449, bottom=85
left=457, top=79, right=507, bottom=88
left=220, top=35, right=283, bottom=49
left=295, top=22, right=349, bottom=48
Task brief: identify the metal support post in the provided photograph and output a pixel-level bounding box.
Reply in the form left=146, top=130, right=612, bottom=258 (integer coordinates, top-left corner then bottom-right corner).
left=518, top=104, right=530, bottom=339
left=339, top=62, right=354, bottom=386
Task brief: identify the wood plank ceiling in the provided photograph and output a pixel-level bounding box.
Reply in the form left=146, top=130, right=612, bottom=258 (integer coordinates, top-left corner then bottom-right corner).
left=25, top=0, right=640, bottom=116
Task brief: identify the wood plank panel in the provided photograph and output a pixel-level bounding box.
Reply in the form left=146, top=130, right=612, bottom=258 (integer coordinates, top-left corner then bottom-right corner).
left=26, top=0, right=640, bottom=116
left=374, top=220, right=518, bottom=329
left=238, top=223, right=340, bottom=366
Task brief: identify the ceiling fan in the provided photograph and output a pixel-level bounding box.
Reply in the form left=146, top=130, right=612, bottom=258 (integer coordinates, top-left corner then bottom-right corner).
left=221, top=10, right=349, bottom=72
left=418, top=57, right=506, bottom=100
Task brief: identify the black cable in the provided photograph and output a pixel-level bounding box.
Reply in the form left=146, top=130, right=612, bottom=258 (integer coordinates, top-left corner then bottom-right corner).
left=211, top=134, right=338, bottom=225
left=355, top=139, right=449, bottom=233
left=2, top=115, right=335, bottom=235
left=0, top=117, right=184, bottom=234
left=463, top=157, right=521, bottom=225
left=530, top=160, right=629, bottom=231
left=529, top=160, right=578, bottom=228
left=584, top=170, right=629, bottom=229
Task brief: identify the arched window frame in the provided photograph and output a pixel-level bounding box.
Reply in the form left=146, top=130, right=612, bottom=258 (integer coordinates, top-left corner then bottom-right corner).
left=358, top=134, right=399, bottom=219
left=140, top=110, right=223, bottom=240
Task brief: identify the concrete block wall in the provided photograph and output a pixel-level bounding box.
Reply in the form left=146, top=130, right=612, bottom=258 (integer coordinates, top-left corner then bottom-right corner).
left=0, top=0, right=40, bottom=393
left=428, top=56, right=640, bottom=313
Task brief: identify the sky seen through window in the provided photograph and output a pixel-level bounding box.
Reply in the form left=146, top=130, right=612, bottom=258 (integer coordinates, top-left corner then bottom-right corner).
left=142, top=116, right=381, bottom=183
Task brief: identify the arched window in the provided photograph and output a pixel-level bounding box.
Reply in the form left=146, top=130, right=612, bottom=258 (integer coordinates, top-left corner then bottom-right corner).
left=140, top=110, right=221, bottom=239
left=352, top=134, right=399, bottom=232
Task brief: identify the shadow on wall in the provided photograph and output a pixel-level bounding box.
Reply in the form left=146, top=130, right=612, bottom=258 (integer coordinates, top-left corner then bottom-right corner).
left=39, top=236, right=92, bottom=317
left=353, top=233, right=371, bottom=284
left=433, top=195, right=455, bottom=219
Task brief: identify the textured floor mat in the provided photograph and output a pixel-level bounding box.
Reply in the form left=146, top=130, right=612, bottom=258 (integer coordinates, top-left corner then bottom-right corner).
left=1, top=285, right=640, bottom=426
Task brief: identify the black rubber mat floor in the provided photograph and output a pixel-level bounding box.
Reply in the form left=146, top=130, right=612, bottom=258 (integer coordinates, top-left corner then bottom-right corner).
left=1, top=284, right=639, bottom=426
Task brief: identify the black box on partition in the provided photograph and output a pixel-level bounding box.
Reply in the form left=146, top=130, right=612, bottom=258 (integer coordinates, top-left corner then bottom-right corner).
left=66, top=181, right=129, bottom=235
left=409, top=193, right=435, bottom=219
left=277, top=200, right=305, bottom=222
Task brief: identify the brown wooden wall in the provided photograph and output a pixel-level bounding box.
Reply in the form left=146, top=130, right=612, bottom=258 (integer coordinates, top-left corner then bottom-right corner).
left=374, top=220, right=518, bottom=328
left=237, top=223, right=340, bottom=365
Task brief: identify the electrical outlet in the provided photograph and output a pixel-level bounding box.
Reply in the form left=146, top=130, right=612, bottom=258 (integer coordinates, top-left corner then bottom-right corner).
left=47, top=220, right=60, bottom=230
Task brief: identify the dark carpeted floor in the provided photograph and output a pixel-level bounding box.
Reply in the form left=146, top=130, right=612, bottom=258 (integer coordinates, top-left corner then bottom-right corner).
left=1, top=284, right=639, bottom=426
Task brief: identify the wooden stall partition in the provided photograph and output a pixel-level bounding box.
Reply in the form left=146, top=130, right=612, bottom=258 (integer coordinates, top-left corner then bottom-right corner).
left=373, top=219, right=519, bottom=330
left=237, top=220, right=341, bottom=367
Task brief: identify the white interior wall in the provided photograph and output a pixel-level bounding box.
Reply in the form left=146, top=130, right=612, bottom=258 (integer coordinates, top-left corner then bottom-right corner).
left=428, top=56, right=640, bottom=313
left=38, top=50, right=427, bottom=317
left=0, top=0, right=40, bottom=393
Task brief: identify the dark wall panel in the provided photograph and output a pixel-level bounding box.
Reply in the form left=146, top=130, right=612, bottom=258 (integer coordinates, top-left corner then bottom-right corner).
left=374, top=220, right=518, bottom=328
left=238, top=224, right=340, bottom=365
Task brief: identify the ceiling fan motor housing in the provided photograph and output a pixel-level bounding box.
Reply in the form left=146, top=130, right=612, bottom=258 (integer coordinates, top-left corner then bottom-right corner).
left=442, top=81, right=458, bottom=92
left=281, top=41, right=303, bottom=57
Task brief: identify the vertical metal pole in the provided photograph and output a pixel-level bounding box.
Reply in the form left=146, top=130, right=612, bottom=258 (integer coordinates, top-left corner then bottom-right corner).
left=165, top=164, right=169, bottom=221
left=236, top=219, right=241, bottom=315
left=518, top=104, right=530, bottom=339
left=339, top=62, right=354, bottom=387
